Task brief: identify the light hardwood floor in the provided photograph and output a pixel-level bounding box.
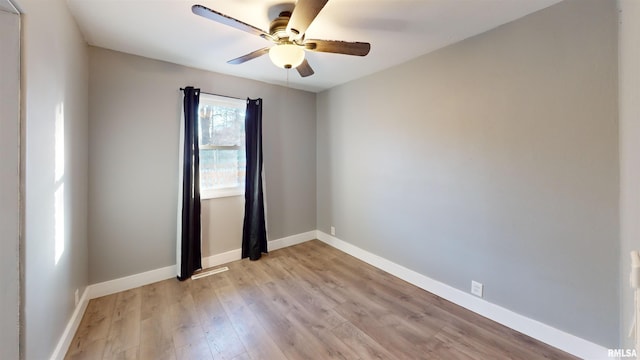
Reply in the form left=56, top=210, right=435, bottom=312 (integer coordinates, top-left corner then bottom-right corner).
left=66, top=240, right=577, bottom=359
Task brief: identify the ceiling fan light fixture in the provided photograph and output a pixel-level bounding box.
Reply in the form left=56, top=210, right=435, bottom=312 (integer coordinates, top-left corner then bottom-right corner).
left=269, top=44, right=305, bottom=69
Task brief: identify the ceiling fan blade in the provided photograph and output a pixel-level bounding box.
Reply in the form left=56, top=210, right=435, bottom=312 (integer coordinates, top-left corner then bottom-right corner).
left=296, top=59, right=315, bottom=77
left=304, top=40, right=371, bottom=56
left=192, top=4, right=273, bottom=41
left=227, top=47, right=271, bottom=65
left=286, top=0, right=328, bottom=40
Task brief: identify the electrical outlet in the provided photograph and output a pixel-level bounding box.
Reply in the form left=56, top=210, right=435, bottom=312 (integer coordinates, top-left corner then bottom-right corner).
left=471, top=281, right=483, bottom=297
left=74, top=289, right=80, bottom=306
left=330, top=226, right=336, bottom=236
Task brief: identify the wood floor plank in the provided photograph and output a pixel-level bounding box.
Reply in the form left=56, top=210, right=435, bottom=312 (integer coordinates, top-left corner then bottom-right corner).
left=330, top=321, right=397, bottom=360
left=139, top=313, right=176, bottom=360
left=65, top=338, right=107, bottom=360
left=252, top=261, right=357, bottom=359
left=65, top=240, right=577, bottom=360
left=264, top=276, right=347, bottom=330
left=109, top=346, right=139, bottom=360
left=191, top=279, right=247, bottom=360
left=329, top=256, right=448, bottom=338
left=334, top=297, right=433, bottom=359
left=102, top=309, right=140, bottom=358
left=199, top=314, right=247, bottom=360
left=253, top=276, right=357, bottom=359
left=229, top=352, right=252, bottom=360
left=163, top=276, right=192, bottom=306
left=284, top=308, right=360, bottom=359
left=102, top=289, right=142, bottom=358
left=174, top=338, right=213, bottom=360
left=421, top=334, right=479, bottom=360
left=111, top=288, right=141, bottom=321
left=276, top=249, right=349, bottom=306
left=215, top=269, right=288, bottom=360
left=168, top=293, right=206, bottom=349
left=66, top=294, right=117, bottom=358
left=249, top=297, right=322, bottom=360
left=140, top=280, right=168, bottom=321
left=269, top=256, right=346, bottom=318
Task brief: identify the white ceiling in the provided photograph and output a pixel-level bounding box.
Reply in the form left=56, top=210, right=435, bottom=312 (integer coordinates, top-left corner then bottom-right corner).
left=67, top=0, right=562, bottom=93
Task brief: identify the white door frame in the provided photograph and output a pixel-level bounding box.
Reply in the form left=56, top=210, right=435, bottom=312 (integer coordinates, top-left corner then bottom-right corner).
left=0, top=2, right=21, bottom=359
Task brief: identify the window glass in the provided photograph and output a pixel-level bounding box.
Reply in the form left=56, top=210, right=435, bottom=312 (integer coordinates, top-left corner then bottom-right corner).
left=198, top=95, right=246, bottom=199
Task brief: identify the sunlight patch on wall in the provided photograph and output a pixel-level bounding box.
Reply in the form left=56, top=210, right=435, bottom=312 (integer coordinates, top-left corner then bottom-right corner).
left=54, top=103, right=65, bottom=265
left=54, top=185, right=64, bottom=265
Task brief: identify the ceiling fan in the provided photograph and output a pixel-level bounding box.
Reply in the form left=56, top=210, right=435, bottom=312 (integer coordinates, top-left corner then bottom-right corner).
left=192, top=0, right=371, bottom=77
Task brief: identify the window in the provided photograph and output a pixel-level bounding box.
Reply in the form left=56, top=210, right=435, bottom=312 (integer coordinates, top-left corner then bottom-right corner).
left=198, top=94, right=246, bottom=199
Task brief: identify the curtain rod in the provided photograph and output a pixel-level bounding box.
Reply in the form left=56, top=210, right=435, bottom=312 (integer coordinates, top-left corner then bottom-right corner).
left=179, top=88, right=244, bottom=101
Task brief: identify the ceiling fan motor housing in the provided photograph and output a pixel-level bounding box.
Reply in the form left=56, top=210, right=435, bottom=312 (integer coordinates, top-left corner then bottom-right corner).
left=270, top=11, right=292, bottom=40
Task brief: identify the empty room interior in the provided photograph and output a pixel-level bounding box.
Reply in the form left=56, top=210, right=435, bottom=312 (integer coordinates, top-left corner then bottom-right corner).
left=2, top=0, right=640, bottom=359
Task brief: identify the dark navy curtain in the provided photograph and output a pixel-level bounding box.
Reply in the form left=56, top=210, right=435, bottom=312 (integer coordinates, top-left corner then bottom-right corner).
left=178, top=86, right=202, bottom=280
left=242, top=98, right=267, bottom=260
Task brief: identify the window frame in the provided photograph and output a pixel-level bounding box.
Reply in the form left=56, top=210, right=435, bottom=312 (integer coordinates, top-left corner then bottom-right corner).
left=198, top=94, right=246, bottom=200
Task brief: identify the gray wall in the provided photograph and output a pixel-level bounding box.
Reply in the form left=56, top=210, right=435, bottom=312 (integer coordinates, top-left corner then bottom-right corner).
left=317, top=0, right=618, bottom=347
left=619, top=0, right=640, bottom=351
left=20, top=0, right=90, bottom=358
left=0, top=7, right=20, bottom=360
left=201, top=195, right=244, bottom=256
left=88, top=47, right=316, bottom=283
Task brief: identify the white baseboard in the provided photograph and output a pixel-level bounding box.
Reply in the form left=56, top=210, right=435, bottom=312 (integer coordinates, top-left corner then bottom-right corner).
left=58, top=230, right=607, bottom=360
left=87, top=264, right=177, bottom=300
left=269, top=230, right=317, bottom=251
left=200, top=230, right=316, bottom=269
left=87, top=231, right=317, bottom=300
left=53, top=231, right=317, bottom=358
left=202, top=248, right=242, bottom=269
left=49, top=287, right=89, bottom=360
left=315, top=230, right=609, bottom=360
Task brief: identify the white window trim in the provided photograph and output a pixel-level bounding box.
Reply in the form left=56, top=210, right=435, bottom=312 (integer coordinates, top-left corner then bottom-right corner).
left=201, top=186, right=244, bottom=200
left=200, top=145, right=243, bottom=151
